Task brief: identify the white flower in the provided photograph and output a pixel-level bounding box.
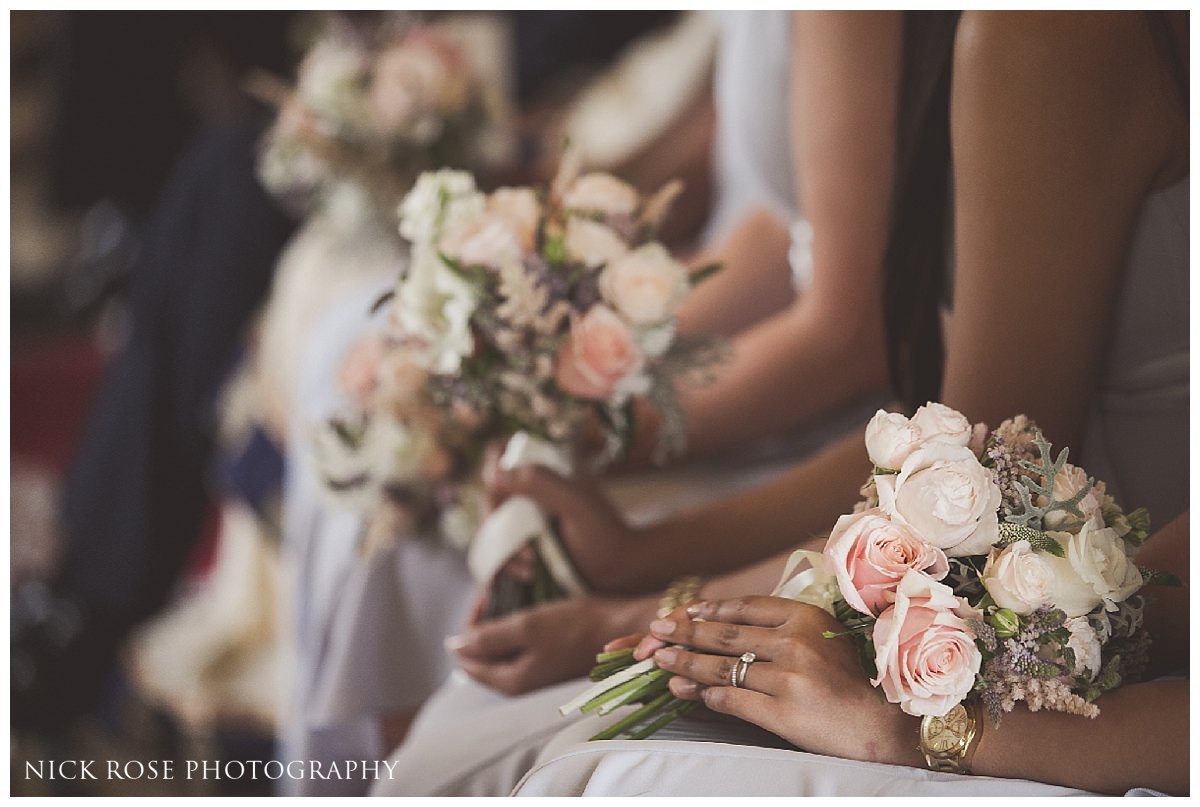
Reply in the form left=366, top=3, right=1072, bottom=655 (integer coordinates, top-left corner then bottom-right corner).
left=910, top=402, right=973, bottom=448
left=563, top=217, right=628, bottom=267
left=772, top=549, right=840, bottom=616
left=563, top=173, right=639, bottom=217
left=1060, top=520, right=1143, bottom=611
left=296, top=38, right=371, bottom=126
left=599, top=243, right=690, bottom=327
left=398, top=170, right=485, bottom=245
left=980, top=540, right=1056, bottom=615
left=864, top=410, right=923, bottom=471
left=1064, top=616, right=1103, bottom=680
left=390, top=247, right=478, bottom=373
left=876, top=444, right=1002, bottom=557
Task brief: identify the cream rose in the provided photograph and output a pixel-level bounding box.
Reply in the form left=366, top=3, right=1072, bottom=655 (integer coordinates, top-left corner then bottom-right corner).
left=864, top=410, right=923, bottom=471
left=1061, top=520, right=1143, bottom=611
left=438, top=213, right=524, bottom=269
left=910, top=402, right=973, bottom=448
left=555, top=305, right=645, bottom=402
left=564, top=217, right=629, bottom=267
left=598, top=244, right=690, bottom=327
left=1043, top=463, right=1104, bottom=530
left=399, top=170, right=483, bottom=244
left=876, top=444, right=1002, bottom=557
left=980, top=540, right=1056, bottom=615
left=823, top=509, right=949, bottom=616
left=1063, top=616, right=1102, bottom=680
left=872, top=570, right=982, bottom=717
left=563, top=173, right=639, bottom=217
left=487, top=187, right=540, bottom=252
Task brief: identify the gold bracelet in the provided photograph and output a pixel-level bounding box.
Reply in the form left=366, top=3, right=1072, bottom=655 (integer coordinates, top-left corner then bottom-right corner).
left=657, top=576, right=703, bottom=618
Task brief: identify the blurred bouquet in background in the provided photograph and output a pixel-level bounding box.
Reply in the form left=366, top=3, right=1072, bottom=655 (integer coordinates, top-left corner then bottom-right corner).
left=323, top=156, right=724, bottom=609
left=253, top=12, right=513, bottom=218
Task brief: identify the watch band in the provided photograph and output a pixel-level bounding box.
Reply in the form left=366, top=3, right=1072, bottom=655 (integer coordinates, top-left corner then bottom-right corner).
left=918, top=699, right=985, bottom=774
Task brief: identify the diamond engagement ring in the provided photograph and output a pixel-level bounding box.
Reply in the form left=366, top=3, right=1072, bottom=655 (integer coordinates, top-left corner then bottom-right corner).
left=731, top=651, right=756, bottom=688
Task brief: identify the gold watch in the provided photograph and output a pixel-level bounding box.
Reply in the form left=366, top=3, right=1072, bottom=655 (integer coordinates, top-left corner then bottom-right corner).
left=918, top=700, right=984, bottom=774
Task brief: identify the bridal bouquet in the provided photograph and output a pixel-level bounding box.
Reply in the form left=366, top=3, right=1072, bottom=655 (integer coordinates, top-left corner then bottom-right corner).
left=565, top=403, right=1169, bottom=739
left=384, top=160, right=724, bottom=616
left=310, top=330, right=489, bottom=552
left=255, top=13, right=510, bottom=216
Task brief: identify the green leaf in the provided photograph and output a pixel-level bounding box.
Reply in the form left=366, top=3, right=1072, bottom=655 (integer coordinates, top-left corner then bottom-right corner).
left=996, top=522, right=1066, bottom=557
left=688, top=262, right=723, bottom=286
left=542, top=236, right=567, bottom=265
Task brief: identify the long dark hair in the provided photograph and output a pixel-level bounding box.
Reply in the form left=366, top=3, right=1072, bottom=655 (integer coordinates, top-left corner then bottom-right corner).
left=882, top=11, right=1187, bottom=413
left=881, top=12, right=959, bottom=413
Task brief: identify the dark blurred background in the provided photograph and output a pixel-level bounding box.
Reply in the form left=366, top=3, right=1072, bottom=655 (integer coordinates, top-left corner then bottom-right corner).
left=10, top=9, right=695, bottom=796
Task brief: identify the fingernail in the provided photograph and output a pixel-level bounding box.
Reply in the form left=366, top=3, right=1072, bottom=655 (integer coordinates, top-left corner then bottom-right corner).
left=654, top=647, right=678, bottom=665
left=685, top=602, right=707, bottom=617
left=444, top=634, right=468, bottom=652
left=649, top=619, right=675, bottom=636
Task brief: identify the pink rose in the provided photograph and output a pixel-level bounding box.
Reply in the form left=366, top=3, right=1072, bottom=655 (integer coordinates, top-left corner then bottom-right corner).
left=823, top=509, right=949, bottom=616
left=555, top=305, right=645, bottom=402
left=872, top=570, right=982, bottom=717
left=563, top=173, right=639, bottom=217
left=599, top=243, right=690, bottom=326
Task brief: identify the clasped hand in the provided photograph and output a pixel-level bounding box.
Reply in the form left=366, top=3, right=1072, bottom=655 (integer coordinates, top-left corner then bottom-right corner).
left=633, top=596, right=921, bottom=767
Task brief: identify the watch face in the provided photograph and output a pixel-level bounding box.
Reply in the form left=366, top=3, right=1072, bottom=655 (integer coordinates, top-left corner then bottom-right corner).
left=922, top=703, right=970, bottom=754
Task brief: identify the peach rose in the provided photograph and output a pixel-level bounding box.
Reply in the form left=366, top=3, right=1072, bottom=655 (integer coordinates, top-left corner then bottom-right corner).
left=438, top=213, right=524, bottom=269
left=564, top=217, right=628, bottom=267
left=823, top=509, right=950, bottom=616
left=872, top=570, right=982, bottom=717
left=555, top=305, right=645, bottom=402
left=487, top=187, right=541, bottom=252
left=599, top=243, right=690, bottom=327
left=563, top=173, right=639, bottom=217
left=1042, top=462, right=1104, bottom=530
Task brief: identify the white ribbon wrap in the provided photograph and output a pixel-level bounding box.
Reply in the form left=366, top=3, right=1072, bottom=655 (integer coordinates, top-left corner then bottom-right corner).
left=771, top=548, right=840, bottom=616
left=467, top=432, right=588, bottom=596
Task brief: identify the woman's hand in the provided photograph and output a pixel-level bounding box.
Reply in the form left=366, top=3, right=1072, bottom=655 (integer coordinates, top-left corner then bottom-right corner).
left=488, top=465, right=640, bottom=592
left=647, top=596, right=922, bottom=768
left=448, top=594, right=657, bottom=696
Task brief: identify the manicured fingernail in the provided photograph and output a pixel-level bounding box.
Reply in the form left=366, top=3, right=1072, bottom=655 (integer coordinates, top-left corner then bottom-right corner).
left=649, top=619, right=675, bottom=636
left=685, top=602, right=708, bottom=617
left=444, top=634, right=468, bottom=652
left=672, top=677, right=698, bottom=696
left=654, top=647, right=678, bottom=664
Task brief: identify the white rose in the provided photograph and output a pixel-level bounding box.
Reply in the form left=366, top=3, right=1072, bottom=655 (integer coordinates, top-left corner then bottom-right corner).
left=1061, top=520, right=1143, bottom=611
left=864, top=410, right=923, bottom=471
left=487, top=187, right=541, bottom=251
left=438, top=213, right=525, bottom=269
left=1043, top=463, right=1104, bottom=530
left=398, top=170, right=484, bottom=244
left=390, top=247, right=478, bottom=373
left=980, top=540, right=1056, bottom=615
left=563, top=173, right=639, bottom=217
left=564, top=217, right=628, bottom=267
left=1039, top=533, right=1104, bottom=618
left=1064, top=616, right=1103, bottom=680
left=599, top=243, right=689, bottom=326
left=876, top=444, right=1002, bottom=557
left=296, top=39, right=370, bottom=125
left=910, top=402, right=972, bottom=448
